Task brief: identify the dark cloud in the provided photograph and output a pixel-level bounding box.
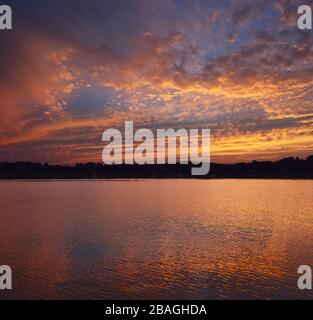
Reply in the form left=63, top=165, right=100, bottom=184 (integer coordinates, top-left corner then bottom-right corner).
left=232, top=2, right=253, bottom=27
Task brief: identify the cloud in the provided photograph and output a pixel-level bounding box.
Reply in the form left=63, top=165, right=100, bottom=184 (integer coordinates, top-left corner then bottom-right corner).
left=1, top=0, right=313, bottom=163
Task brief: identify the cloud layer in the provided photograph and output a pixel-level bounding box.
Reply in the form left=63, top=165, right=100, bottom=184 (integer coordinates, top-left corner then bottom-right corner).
left=1, top=0, right=313, bottom=163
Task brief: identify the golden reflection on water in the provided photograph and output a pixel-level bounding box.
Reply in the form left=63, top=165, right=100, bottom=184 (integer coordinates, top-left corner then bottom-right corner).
left=0, top=180, right=313, bottom=299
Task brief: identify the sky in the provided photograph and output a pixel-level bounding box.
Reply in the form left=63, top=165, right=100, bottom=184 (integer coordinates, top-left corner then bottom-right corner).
left=0, top=0, right=313, bottom=164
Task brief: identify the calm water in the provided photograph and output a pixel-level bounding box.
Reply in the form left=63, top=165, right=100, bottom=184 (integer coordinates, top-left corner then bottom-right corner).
left=0, top=180, right=313, bottom=300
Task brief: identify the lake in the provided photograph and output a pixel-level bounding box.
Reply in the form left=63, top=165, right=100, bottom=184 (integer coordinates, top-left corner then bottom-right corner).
left=0, top=180, right=313, bottom=300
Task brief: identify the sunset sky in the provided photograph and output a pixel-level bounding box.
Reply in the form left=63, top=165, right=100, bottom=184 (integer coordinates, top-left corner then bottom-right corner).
left=1, top=0, right=313, bottom=164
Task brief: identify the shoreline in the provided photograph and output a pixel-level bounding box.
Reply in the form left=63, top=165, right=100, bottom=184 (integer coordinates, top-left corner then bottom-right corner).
left=1, top=177, right=313, bottom=181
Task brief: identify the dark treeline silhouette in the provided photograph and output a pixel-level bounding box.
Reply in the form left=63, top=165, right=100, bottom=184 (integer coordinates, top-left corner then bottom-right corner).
left=0, top=155, right=313, bottom=179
